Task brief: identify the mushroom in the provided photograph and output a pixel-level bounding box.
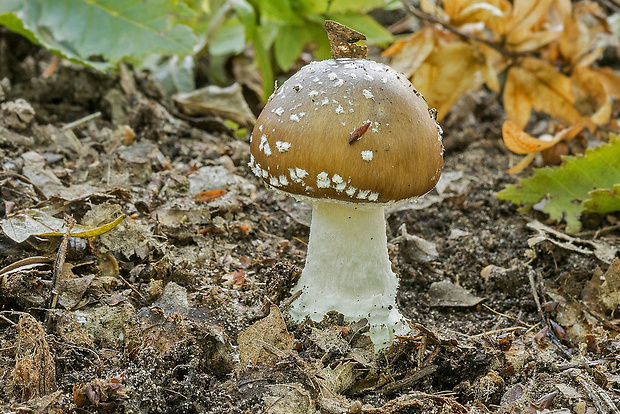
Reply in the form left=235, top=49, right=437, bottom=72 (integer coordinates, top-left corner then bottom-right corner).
left=248, top=24, right=443, bottom=349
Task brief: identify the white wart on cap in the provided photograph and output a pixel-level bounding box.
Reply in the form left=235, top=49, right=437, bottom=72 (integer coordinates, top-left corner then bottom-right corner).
left=249, top=58, right=443, bottom=204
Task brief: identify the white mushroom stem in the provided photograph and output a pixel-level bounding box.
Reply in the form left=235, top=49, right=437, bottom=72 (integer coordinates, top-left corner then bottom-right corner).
left=289, top=201, right=409, bottom=349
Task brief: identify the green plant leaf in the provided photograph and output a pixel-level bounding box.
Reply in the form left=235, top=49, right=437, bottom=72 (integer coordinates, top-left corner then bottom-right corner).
left=233, top=0, right=274, bottom=100
left=0, top=0, right=198, bottom=71
left=139, top=54, right=196, bottom=98
left=297, top=0, right=395, bottom=14
left=497, top=135, right=620, bottom=233
left=584, top=184, right=620, bottom=214
left=327, top=12, right=394, bottom=44
left=208, top=16, right=246, bottom=56
left=274, top=23, right=325, bottom=71
left=251, top=0, right=303, bottom=24
left=0, top=0, right=21, bottom=12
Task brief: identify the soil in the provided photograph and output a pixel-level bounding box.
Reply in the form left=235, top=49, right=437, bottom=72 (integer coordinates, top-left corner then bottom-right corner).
left=1, top=29, right=619, bottom=414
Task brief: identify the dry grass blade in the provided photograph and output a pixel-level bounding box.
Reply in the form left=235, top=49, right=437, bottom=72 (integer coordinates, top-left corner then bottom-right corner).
left=11, top=314, right=57, bottom=400
left=572, top=371, right=620, bottom=414
left=45, top=215, right=75, bottom=331
left=364, top=391, right=467, bottom=414
left=379, top=364, right=438, bottom=395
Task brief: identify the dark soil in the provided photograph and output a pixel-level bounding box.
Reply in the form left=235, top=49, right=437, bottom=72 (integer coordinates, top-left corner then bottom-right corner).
left=1, top=30, right=619, bottom=414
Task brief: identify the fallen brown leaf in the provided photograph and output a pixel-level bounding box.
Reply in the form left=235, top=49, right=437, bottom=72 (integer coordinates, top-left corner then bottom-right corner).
left=503, top=57, right=590, bottom=129
left=238, top=305, right=294, bottom=366
left=411, top=41, right=484, bottom=120
left=502, top=120, right=584, bottom=154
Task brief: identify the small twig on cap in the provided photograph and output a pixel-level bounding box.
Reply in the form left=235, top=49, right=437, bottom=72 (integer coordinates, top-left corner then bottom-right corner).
left=325, top=20, right=367, bottom=59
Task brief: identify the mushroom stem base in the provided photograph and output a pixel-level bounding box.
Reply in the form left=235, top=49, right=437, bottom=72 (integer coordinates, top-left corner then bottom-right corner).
left=290, top=201, right=409, bottom=349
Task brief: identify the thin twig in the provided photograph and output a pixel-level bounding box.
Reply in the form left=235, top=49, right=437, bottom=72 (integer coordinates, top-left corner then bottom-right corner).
left=162, top=388, right=188, bottom=400
left=0, top=171, right=48, bottom=200
left=569, top=296, right=620, bottom=332
left=481, top=304, right=535, bottom=329
left=529, top=271, right=572, bottom=358
left=280, top=289, right=302, bottom=309
left=577, top=223, right=620, bottom=238
left=0, top=310, right=32, bottom=326
left=62, top=112, right=102, bottom=131
left=117, top=274, right=146, bottom=301
left=471, top=326, right=526, bottom=338
left=0, top=314, right=16, bottom=326
left=45, top=215, right=75, bottom=331
left=556, top=360, right=605, bottom=371
left=528, top=270, right=545, bottom=323
left=48, top=338, right=102, bottom=364
left=380, top=364, right=438, bottom=395
left=572, top=371, right=620, bottom=414
left=0, top=256, right=54, bottom=276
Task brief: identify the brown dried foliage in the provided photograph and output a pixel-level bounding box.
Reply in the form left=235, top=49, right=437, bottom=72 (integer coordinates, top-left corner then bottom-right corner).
left=386, top=0, right=620, bottom=171
left=11, top=314, right=56, bottom=400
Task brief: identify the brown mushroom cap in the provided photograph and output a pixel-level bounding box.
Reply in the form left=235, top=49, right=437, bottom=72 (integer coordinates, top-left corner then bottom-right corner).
left=249, top=58, right=443, bottom=204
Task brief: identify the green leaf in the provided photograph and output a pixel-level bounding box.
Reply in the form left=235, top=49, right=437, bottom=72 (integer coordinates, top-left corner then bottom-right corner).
left=327, top=12, right=394, bottom=44
left=274, top=23, right=324, bottom=71
left=497, top=135, right=620, bottom=233
left=208, top=16, right=246, bottom=56
left=0, top=0, right=22, bottom=14
left=0, top=0, right=198, bottom=71
left=233, top=0, right=273, bottom=100
left=252, top=30, right=274, bottom=100
left=251, top=0, right=303, bottom=24
left=139, top=54, right=196, bottom=98
left=584, top=184, right=620, bottom=214
left=296, top=0, right=393, bottom=14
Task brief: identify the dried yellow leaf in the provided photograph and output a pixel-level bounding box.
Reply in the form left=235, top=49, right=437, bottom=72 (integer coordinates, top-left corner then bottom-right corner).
left=502, top=120, right=584, bottom=155
left=440, top=0, right=461, bottom=18
left=383, top=28, right=436, bottom=78
left=559, top=16, right=591, bottom=66
left=505, top=0, right=554, bottom=43
left=507, top=152, right=536, bottom=174
left=39, top=214, right=126, bottom=238
left=516, top=30, right=564, bottom=53
left=590, top=67, right=620, bottom=99
left=453, top=2, right=505, bottom=26
left=411, top=41, right=484, bottom=120
left=572, top=66, right=612, bottom=126
left=503, top=57, right=589, bottom=129
left=422, top=0, right=449, bottom=17
left=479, top=44, right=505, bottom=93
left=503, top=69, right=533, bottom=129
